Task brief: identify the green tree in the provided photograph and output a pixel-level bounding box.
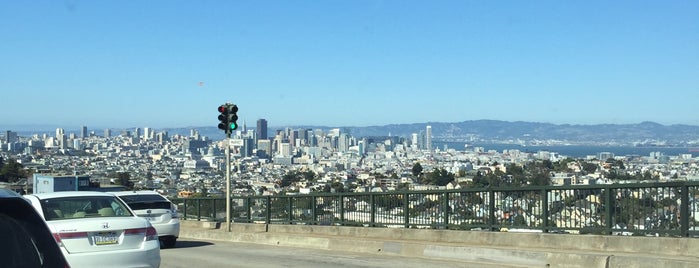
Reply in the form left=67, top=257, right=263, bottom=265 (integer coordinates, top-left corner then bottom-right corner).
left=525, top=161, right=552, bottom=186
left=330, top=181, right=345, bottom=193
left=457, top=169, right=467, bottom=177
left=505, top=163, right=527, bottom=186
left=0, top=158, right=27, bottom=183
left=581, top=162, right=598, bottom=174
left=423, top=168, right=455, bottom=186
left=470, top=169, right=505, bottom=188
left=411, top=162, right=423, bottom=177
left=280, top=170, right=316, bottom=187
left=553, top=158, right=575, bottom=172
left=113, top=172, right=134, bottom=190
left=615, top=160, right=626, bottom=170
left=396, top=183, right=411, bottom=191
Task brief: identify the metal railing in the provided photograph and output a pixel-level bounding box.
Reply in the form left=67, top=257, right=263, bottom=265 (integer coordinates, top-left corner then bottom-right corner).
left=171, top=181, right=699, bottom=237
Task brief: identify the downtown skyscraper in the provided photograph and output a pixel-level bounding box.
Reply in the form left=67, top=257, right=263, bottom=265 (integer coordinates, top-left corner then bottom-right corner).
left=426, top=125, right=432, bottom=151
left=257, top=119, right=268, bottom=140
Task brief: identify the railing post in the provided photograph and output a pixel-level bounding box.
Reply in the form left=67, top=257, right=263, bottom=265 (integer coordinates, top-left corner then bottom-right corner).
left=246, top=197, right=252, bottom=223
left=443, top=191, right=450, bottom=229
left=196, top=198, right=201, bottom=221
left=183, top=199, right=188, bottom=220
left=228, top=197, right=233, bottom=223
left=488, top=189, right=496, bottom=231
left=212, top=199, right=217, bottom=221
left=287, top=196, right=293, bottom=224
left=541, top=188, right=549, bottom=233
left=340, top=194, right=345, bottom=225
left=605, top=185, right=613, bottom=235
left=404, top=192, right=410, bottom=228
left=681, top=183, right=690, bottom=237
left=312, top=196, right=318, bottom=224
left=370, top=193, right=376, bottom=227
left=266, top=196, right=272, bottom=224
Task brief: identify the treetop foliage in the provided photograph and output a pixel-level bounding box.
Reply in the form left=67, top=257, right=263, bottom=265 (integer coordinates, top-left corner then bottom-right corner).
left=0, top=157, right=29, bottom=183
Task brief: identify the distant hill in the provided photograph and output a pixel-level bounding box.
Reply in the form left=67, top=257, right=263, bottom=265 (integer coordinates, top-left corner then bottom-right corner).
left=6, top=120, right=699, bottom=146
left=171, top=120, right=699, bottom=146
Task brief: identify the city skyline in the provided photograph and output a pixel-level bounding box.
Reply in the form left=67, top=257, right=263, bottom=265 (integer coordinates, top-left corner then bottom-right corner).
left=2, top=1, right=698, bottom=128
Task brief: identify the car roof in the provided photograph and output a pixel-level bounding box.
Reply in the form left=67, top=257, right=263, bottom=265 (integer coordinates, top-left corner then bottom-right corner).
left=111, top=190, right=163, bottom=196
left=27, top=191, right=117, bottom=199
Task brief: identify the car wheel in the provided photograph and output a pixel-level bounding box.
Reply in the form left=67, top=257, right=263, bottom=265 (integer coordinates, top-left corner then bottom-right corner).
left=161, top=237, right=177, bottom=248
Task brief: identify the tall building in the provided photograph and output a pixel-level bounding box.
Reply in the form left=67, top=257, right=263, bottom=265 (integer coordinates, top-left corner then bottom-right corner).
left=59, top=134, right=67, bottom=149
left=599, top=152, right=615, bottom=161
left=5, top=130, right=18, bottom=143
left=338, top=133, right=350, bottom=152
left=256, top=119, right=268, bottom=140
left=242, top=138, right=255, bottom=157
left=55, top=128, right=64, bottom=139
left=426, top=125, right=432, bottom=151
left=257, top=139, right=271, bottom=158
left=73, top=139, right=82, bottom=150
left=81, top=126, right=87, bottom=138
left=143, top=127, right=151, bottom=141
left=104, top=129, right=111, bottom=138
left=306, top=129, right=317, bottom=147
left=289, top=130, right=298, bottom=149
left=411, top=133, right=419, bottom=149
left=280, top=143, right=291, bottom=157
left=156, top=132, right=168, bottom=144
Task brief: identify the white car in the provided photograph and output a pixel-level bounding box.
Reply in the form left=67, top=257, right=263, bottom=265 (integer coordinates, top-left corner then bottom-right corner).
left=112, top=191, right=180, bottom=248
left=24, top=191, right=161, bottom=268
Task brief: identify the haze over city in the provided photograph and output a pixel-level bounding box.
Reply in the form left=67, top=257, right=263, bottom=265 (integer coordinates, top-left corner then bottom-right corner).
left=2, top=1, right=698, bottom=129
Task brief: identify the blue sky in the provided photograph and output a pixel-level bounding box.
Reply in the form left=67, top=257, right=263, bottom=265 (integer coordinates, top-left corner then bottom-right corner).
left=1, top=1, right=698, bottom=129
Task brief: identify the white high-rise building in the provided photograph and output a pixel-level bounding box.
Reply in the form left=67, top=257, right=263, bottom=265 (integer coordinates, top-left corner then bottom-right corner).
left=143, top=127, right=151, bottom=141
left=411, top=133, right=419, bottom=148
left=280, top=143, right=291, bottom=157
left=426, top=125, right=432, bottom=151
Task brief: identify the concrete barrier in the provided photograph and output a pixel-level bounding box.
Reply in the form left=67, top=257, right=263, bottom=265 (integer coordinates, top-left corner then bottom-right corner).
left=178, top=221, right=699, bottom=267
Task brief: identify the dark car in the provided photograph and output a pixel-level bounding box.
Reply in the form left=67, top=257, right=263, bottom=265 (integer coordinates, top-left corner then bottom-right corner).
left=0, top=189, right=70, bottom=268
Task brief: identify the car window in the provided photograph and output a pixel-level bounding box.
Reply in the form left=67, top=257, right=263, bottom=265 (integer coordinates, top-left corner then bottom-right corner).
left=119, top=194, right=172, bottom=210
left=41, top=196, right=132, bottom=220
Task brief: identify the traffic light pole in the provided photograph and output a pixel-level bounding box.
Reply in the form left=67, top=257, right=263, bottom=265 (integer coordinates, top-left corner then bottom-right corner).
left=218, top=102, right=238, bottom=233
left=225, top=134, right=231, bottom=232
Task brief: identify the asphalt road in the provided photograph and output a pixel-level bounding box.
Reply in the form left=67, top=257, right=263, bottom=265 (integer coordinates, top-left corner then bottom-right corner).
left=160, top=239, right=507, bottom=268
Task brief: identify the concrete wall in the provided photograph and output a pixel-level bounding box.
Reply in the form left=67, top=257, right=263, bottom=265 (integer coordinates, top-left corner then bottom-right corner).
left=180, top=221, right=699, bottom=267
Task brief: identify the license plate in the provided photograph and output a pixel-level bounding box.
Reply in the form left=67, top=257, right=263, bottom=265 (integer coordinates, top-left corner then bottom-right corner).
left=145, top=217, right=154, bottom=221
left=93, top=232, right=118, bottom=245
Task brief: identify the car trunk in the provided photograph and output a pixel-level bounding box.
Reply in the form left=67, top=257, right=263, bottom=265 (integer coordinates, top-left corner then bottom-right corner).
left=51, top=218, right=151, bottom=254
left=133, top=208, right=174, bottom=225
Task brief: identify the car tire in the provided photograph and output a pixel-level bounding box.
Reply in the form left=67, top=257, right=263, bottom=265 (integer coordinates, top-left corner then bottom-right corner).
left=161, top=237, right=177, bottom=248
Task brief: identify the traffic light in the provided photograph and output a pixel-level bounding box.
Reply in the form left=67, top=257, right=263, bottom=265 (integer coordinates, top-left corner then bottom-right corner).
left=229, top=105, right=239, bottom=131
left=217, top=104, right=239, bottom=136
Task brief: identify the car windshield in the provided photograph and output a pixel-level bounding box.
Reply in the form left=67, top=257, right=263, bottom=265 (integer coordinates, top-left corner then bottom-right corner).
left=40, top=196, right=132, bottom=221
left=118, top=194, right=172, bottom=210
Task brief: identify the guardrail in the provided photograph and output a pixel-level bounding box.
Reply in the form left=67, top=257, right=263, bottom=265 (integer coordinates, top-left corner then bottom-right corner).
left=171, top=181, right=699, bottom=237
